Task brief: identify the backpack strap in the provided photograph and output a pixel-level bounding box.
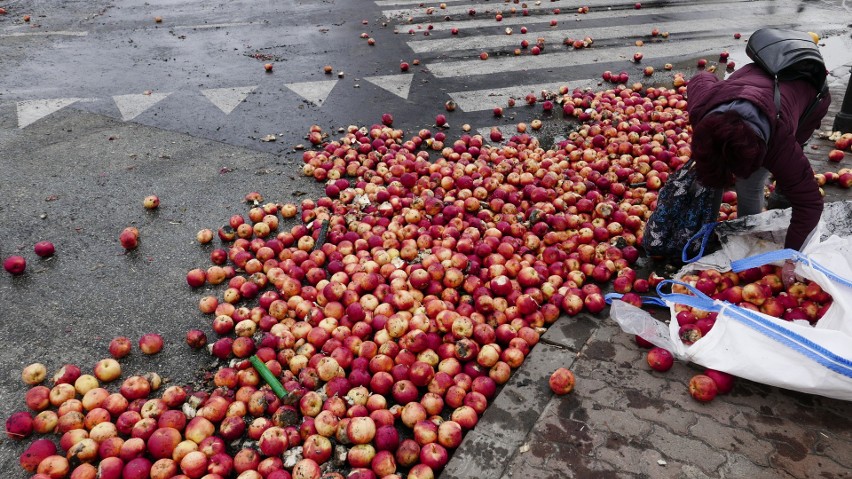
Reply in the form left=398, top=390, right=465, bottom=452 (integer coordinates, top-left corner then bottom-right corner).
left=774, top=77, right=827, bottom=145
left=773, top=76, right=782, bottom=120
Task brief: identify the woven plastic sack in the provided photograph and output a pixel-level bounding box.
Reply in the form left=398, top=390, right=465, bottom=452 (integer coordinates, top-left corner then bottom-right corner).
left=610, top=201, right=852, bottom=400
left=682, top=200, right=852, bottom=269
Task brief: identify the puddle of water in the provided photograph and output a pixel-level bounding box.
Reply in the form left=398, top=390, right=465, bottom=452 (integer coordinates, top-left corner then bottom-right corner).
left=819, top=34, right=852, bottom=73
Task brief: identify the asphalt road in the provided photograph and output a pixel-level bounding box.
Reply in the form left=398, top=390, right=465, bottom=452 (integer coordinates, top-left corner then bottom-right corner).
left=2, top=0, right=852, bottom=476
left=3, top=0, right=851, bottom=148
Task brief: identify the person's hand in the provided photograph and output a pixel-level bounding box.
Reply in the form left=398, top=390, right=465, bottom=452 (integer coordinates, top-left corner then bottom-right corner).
left=781, top=260, right=800, bottom=289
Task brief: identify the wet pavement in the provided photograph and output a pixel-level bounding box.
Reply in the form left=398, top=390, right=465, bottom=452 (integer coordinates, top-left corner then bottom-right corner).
left=2, top=0, right=852, bottom=477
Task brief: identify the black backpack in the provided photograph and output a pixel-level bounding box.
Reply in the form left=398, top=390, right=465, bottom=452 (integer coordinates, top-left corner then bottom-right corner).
left=746, top=28, right=829, bottom=123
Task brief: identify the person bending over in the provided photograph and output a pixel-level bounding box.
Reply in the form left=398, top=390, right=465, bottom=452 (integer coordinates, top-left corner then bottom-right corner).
left=686, top=63, right=830, bottom=284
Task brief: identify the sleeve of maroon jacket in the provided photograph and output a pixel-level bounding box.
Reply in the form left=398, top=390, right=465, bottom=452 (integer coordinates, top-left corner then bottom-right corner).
left=775, top=88, right=831, bottom=250
left=767, top=130, right=823, bottom=251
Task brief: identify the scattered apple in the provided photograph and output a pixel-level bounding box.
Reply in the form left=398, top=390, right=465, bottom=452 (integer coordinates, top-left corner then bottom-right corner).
left=548, top=368, right=575, bottom=395
left=143, top=195, right=160, bottom=209
left=3, top=255, right=26, bottom=275
left=34, top=241, right=55, bottom=258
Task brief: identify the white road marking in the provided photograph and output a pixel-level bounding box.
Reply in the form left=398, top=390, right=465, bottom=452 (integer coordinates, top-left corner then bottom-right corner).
left=407, top=9, right=804, bottom=54
left=394, top=1, right=775, bottom=31
left=16, top=98, right=82, bottom=128
left=171, top=22, right=254, bottom=30
left=112, top=92, right=172, bottom=121
left=1, top=31, right=88, bottom=38
left=364, top=74, right=415, bottom=99
left=201, top=86, right=257, bottom=114
left=284, top=80, right=338, bottom=107
left=384, top=0, right=578, bottom=20
left=426, top=37, right=732, bottom=78
left=376, top=0, right=469, bottom=6
left=477, top=125, right=516, bottom=142
left=449, top=79, right=601, bottom=113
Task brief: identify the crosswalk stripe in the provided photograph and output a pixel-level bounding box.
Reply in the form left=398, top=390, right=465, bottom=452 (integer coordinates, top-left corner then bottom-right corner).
left=201, top=86, right=258, bottom=114
left=364, top=74, right=415, bottom=100
left=284, top=80, right=338, bottom=107
left=375, top=0, right=468, bottom=6
left=383, top=0, right=611, bottom=21
left=113, top=92, right=172, bottom=121
left=381, top=0, right=778, bottom=23
left=426, top=37, right=731, bottom=78
left=394, top=1, right=769, bottom=31
left=449, top=79, right=602, bottom=113
left=1, top=31, right=88, bottom=38
left=407, top=8, right=804, bottom=54
left=172, top=22, right=254, bottom=30
left=16, top=98, right=82, bottom=128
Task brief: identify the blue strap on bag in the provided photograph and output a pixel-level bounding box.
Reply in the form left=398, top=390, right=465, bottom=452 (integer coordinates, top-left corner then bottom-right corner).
left=682, top=223, right=719, bottom=264
left=730, top=249, right=852, bottom=288
left=655, top=279, right=852, bottom=378
left=603, top=293, right=667, bottom=307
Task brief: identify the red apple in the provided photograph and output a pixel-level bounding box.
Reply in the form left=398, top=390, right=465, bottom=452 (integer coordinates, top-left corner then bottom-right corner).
left=138, top=333, right=164, bottom=355
left=347, top=416, right=377, bottom=445
left=548, top=368, right=575, bottom=394
left=395, top=439, right=421, bottom=467
left=120, top=227, right=139, bottom=250
left=688, top=374, right=718, bottom=402
left=4, top=255, right=27, bottom=275
left=259, top=426, right=289, bottom=456
left=143, top=195, right=160, bottom=209
left=646, top=347, right=674, bottom=372
left=20, top=439, right=57, bottom=473
left=52, top=364, right=82, bottom=385
left=704, top=369, right=736, bottom=394
left=37, top=455, right=71, bottom=479
left=34, top=241, right=56, bottom=257
left=828, top=149, right=845, bottom=162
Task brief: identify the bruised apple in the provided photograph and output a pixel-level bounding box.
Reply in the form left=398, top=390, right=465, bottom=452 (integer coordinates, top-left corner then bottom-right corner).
left=646, top=347, right=674, bottom=372
left=548, top=368, right=575, bottom=395
left=688, top=374, right=718, bottom=402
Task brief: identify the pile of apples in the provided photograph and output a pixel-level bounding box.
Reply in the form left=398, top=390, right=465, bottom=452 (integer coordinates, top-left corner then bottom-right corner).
left=12, top=72, right=845, bottom=476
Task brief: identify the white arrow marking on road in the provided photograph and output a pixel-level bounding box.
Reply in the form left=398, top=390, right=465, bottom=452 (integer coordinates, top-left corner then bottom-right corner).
left=449, top=79, right=601, bottom=113
left=285, top=80, right=338, bottom=107
left=112, top=92, right=171, bottom=121
left=16, top=98, right=82, bottom=128
left=364, top=75, right=414, bottom=100
left=201, top=86, right=258, bottom=114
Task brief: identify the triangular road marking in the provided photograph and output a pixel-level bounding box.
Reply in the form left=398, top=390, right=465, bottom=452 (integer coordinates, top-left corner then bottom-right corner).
left=201, top=86, right=257, bottom=114
left=284, top=80, right=338, bottom=106
left=17, top=98, right=81, bottom=128
left=112, top=92, right=171, bottom=121
left=364, top=74, right=414, bottom=100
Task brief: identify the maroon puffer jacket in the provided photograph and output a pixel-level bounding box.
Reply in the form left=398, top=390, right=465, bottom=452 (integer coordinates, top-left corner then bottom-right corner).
left=686, top=63, right=831, bottom=250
